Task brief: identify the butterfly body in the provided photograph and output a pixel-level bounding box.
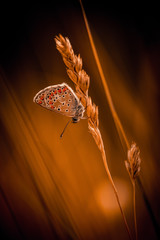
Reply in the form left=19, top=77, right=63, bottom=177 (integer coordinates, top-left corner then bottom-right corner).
left=33, top=83, right=85, bottom=123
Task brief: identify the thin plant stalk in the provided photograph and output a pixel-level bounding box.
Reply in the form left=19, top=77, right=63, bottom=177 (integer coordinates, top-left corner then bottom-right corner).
left=79, top=1, right=136, bottom=238
left=79, top=1, right=160, bottom=239
left=132, top=181, right=138, bottom=240
left=55, top=34, right=133, bottom=240
left=79, top=0, right=130, bottom=150
left=125, top=143, right=140, bottom=240
left=100, top=142, right=133, bottom=240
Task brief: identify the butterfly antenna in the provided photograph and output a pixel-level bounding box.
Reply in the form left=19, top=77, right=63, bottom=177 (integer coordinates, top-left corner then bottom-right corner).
left=60, top=119, right=72, bottom=138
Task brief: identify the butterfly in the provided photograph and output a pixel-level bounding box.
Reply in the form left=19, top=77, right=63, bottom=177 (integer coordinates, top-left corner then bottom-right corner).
left=33, top=83, right=85, bottom=136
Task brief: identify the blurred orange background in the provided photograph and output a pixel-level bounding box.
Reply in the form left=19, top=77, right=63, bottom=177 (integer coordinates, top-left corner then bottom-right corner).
left=0, top=1, right=160, bottom=239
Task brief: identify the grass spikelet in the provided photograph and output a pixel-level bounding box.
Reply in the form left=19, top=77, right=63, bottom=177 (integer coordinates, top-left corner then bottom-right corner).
left=78, top=1, right=153, bottom=239
left=55, top=34, right=133, bottom=240
left=125, top=142, right=141, bottom=181
left=55, top=35, right=89, bottom=98
left=125, top=142, right=141, bottom=240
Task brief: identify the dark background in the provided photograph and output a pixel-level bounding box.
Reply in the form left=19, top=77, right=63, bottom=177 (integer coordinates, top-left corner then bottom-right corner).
left=0, top=1, right=160, bottom=239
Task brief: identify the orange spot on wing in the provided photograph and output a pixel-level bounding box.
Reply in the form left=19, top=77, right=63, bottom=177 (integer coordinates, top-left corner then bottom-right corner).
left=63, top=87, right=67, bottom=92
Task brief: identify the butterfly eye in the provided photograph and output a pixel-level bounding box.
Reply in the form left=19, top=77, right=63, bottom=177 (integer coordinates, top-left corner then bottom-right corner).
left=66, top=109, right=68, bottom=112
left=67, top=104, right=70, bottom=106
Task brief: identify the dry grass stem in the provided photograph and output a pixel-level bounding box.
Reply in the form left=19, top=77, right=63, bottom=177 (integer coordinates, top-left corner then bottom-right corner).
left=133, top=181, right=138, bottom=240
left=125, top=142, right=141, bottom=240
left=78, top=1, right=143, bottom=239
left=55, top=34, right=133, bottom=240
left=79, top=0, right=130, bottom=151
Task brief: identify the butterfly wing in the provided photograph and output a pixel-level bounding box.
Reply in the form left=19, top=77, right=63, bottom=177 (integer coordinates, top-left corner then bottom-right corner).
left=33, top=83, right=79, bottom=117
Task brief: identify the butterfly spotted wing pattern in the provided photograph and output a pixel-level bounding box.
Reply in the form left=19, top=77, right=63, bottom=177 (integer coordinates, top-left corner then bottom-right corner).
left=33, top=83, right=83, bottom=118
